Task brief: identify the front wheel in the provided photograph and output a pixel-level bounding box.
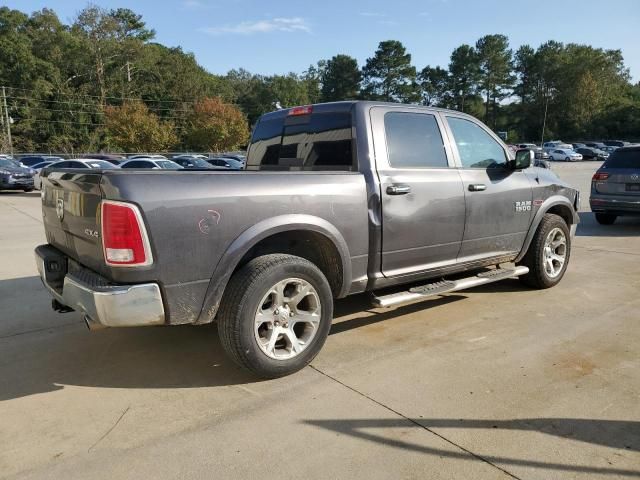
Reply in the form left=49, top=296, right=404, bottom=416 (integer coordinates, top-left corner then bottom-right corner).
left=217, top=254, right=333, bottom=378
left=518, top=213, right=571, bottom=289
left=565, top=156, right=570, bottom=162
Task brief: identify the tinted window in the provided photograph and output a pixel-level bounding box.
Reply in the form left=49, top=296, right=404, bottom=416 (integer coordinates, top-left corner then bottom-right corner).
left=122, top=161, right=151, bottom=168
left=52, top=161, right=70, bottom=168
left=604, top=149, right=640, bottom=169
left=66, top=162, right=88, bottom=168
left=19, top=157, right=45, bottom=167
left=247, top=112, right=353, bottom=171
left=447, top=117, right=507, bottom=169
left=384, top=112, right=448, bottom=168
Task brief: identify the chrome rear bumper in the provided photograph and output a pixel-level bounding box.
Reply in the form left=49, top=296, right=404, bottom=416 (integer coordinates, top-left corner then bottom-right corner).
left=35, top=245, right=165, bottom=328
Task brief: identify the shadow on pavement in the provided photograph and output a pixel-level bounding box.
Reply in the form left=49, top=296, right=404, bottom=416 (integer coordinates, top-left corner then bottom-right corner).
left=304, top=417, right=640, bottom=477
left=0, top=277, right=470, bottom=401
left=577, top=212, right=640, bottom=237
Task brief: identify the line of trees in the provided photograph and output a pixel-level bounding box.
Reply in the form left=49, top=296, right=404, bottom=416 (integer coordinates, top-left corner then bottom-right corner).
left=1, top=5, right=639, bottom=153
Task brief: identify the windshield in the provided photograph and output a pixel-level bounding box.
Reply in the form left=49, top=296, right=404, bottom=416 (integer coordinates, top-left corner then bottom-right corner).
left=0, top=159, right=20, bottom=168
left=85, top=160, right=117, bottom=169
left=157, top=160, right=182, bottom=169
left=191, top=159, right=213, bottom=168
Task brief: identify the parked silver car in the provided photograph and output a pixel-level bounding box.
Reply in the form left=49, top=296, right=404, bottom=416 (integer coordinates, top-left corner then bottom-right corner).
left=590, top=146, right=640, bottom=224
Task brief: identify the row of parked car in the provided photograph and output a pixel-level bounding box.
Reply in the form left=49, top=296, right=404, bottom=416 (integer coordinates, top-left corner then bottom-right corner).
left=510, top=140, right=635, bottom=164
left=0, top=153, right=246, bottom=191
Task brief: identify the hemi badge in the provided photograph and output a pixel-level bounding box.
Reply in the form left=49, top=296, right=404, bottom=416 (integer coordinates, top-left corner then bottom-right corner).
left=533, top=199, right=544, bottom=206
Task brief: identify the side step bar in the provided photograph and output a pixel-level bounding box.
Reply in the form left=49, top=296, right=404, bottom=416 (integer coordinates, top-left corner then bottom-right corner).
left=371, top=266, right=529, bottom=308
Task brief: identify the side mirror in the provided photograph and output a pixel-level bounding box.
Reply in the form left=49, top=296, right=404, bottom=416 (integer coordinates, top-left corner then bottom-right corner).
left=512, top=149, right=533, bottom=170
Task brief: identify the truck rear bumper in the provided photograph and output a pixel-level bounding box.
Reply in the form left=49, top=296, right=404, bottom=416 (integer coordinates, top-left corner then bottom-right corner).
left=35, top=245, right=165, bottom=329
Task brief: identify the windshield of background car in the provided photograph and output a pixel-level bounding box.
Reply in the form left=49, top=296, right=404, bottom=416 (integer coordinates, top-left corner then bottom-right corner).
left=604, top=149, right=640, bottom=169
left=191, top=159, right=213, bottom=168
left=157, top=161, right=182, bottom=169
left=0, top=159, right=19, bottom=168
left=86, top=160, right=116, bottom=169
left=247, top=111, right=354, bottom=171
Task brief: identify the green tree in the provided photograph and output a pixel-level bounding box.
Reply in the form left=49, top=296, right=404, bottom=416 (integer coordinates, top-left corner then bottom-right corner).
left=475, top=34, right=514, bottom=127
left=418, top=66, right=450, bottom=107
left=448, top=45, right=481, bottom=113
left=321, top=54, right=361, bottom=102
left=104, top=101, right=176, bottom=151
left=361, top=40, right=420, bottom=103
left=184, top=97, right=249, bottom=152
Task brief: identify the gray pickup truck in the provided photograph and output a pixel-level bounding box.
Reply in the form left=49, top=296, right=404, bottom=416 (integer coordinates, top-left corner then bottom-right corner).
left=36, top=101, right=579, bottom=378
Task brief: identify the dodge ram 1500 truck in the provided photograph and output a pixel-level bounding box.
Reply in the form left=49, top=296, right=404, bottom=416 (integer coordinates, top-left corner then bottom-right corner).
left=36, top=101, right=579, bottom=378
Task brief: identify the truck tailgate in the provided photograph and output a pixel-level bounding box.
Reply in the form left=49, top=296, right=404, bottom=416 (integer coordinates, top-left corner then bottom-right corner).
left=41, top=170, right=106, bottom=274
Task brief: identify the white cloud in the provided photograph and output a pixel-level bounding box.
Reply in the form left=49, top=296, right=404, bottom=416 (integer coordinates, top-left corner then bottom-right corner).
left=359, top=12, right=386, bottom=17
left=200, top=17, right=311, bottom=35
left=182, top=0, right=205, bottom=8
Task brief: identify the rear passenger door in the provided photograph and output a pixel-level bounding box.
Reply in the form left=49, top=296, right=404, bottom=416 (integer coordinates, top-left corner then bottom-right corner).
left=370, top=107, right=466, bottom=277
left=443, top=114, right=533, bottom=262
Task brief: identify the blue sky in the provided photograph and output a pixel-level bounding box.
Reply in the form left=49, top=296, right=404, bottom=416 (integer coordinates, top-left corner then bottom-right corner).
left=7, top=0, right=640, bottom=81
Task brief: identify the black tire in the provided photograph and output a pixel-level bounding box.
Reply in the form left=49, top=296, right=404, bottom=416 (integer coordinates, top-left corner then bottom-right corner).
left=565, top=156, right=570, bottom=162
left=23, top=188, right=34, bottom=192
left=518, top=213, right=571, bottom=289
left=217, top=254, right=333, bottom=378
left=595, top=213, right=617, bottom=225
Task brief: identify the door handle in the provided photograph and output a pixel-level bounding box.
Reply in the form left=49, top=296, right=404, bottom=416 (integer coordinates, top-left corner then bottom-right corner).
left=468, top=183, right=487, bottom=192
left=386, top=184, right=411, bottom=195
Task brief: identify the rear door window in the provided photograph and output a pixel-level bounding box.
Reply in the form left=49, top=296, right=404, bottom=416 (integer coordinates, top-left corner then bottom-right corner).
left=247, top=111, right=354, bottom=171
left=383, top=112, right=448, bottom=168
left=605, top=150, right=640, bottom=169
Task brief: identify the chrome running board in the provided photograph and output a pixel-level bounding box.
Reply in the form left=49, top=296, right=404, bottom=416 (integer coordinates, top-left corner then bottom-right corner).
left=371, top=266, right=530, bottom=308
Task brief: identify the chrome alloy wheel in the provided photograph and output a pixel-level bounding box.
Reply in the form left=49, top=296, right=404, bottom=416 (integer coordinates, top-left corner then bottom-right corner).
left=254, top=278, right=321, bottom=360
left=543, top=227, right=567, bottom=278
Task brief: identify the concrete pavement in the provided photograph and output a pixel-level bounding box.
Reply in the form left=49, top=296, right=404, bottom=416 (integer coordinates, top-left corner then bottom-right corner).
left=0, top=163, right=638, bottom=479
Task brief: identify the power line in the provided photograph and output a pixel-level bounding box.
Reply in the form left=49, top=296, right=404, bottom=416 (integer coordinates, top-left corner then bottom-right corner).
left=6, top=95, right=196, bottom=113
left=5, top=85, right=205, bottom=105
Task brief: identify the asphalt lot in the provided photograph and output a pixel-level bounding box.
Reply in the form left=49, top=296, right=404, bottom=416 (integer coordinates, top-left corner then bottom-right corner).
left=1, top=162, right=638, bottom=480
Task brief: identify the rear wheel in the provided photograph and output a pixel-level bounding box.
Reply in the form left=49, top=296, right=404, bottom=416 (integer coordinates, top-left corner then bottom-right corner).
left=217, top=254, right=333, bottom=378
left=518, top=213, right=571, bottom=289
left=565, top=156, right=570, bottom=162
left=595, top=213, right=617, bottom=225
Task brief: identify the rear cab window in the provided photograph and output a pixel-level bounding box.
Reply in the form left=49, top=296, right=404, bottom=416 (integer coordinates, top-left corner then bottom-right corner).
left=247, top=109, right=354, bottom=171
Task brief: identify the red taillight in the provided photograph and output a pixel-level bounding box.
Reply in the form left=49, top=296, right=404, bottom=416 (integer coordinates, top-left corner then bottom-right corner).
left=101, top=201, right=152, bottom=266
left=592, top=172, right=609, bottom=181
left=288, top=105, right=312, bottom=116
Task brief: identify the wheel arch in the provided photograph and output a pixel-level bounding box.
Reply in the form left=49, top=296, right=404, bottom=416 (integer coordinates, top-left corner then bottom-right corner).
left=196, top=214, right=352, bottom=324
left=515, top=196, right=578, bottom=263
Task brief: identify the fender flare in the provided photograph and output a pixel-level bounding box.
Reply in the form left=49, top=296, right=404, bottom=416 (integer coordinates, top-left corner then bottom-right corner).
left=515, top=195, right=579, bottom=263
left=195, top=214, right=352, bottom=324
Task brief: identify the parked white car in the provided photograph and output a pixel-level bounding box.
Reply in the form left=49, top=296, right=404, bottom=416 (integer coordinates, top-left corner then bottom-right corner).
left=548, top=148, right=583, bottom=162
left=31, top=161, right=58, bottom=190
left=543, top=141, right=573, bottom=153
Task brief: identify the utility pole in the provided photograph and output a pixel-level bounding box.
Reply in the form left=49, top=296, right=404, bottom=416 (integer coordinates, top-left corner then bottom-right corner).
left=2, top=87, right=12, bottom=155
left=540, top=90, right=549, bottom=147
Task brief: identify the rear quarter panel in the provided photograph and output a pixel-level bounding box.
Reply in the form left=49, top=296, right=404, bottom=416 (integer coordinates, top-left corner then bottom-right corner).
left=100, top=171, right=368, bottom=324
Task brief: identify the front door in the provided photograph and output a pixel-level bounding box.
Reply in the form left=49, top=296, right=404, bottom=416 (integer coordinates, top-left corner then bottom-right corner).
left=442, top=114, right=534, bottom=262
left=370, top=107, right=466, bottom=277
